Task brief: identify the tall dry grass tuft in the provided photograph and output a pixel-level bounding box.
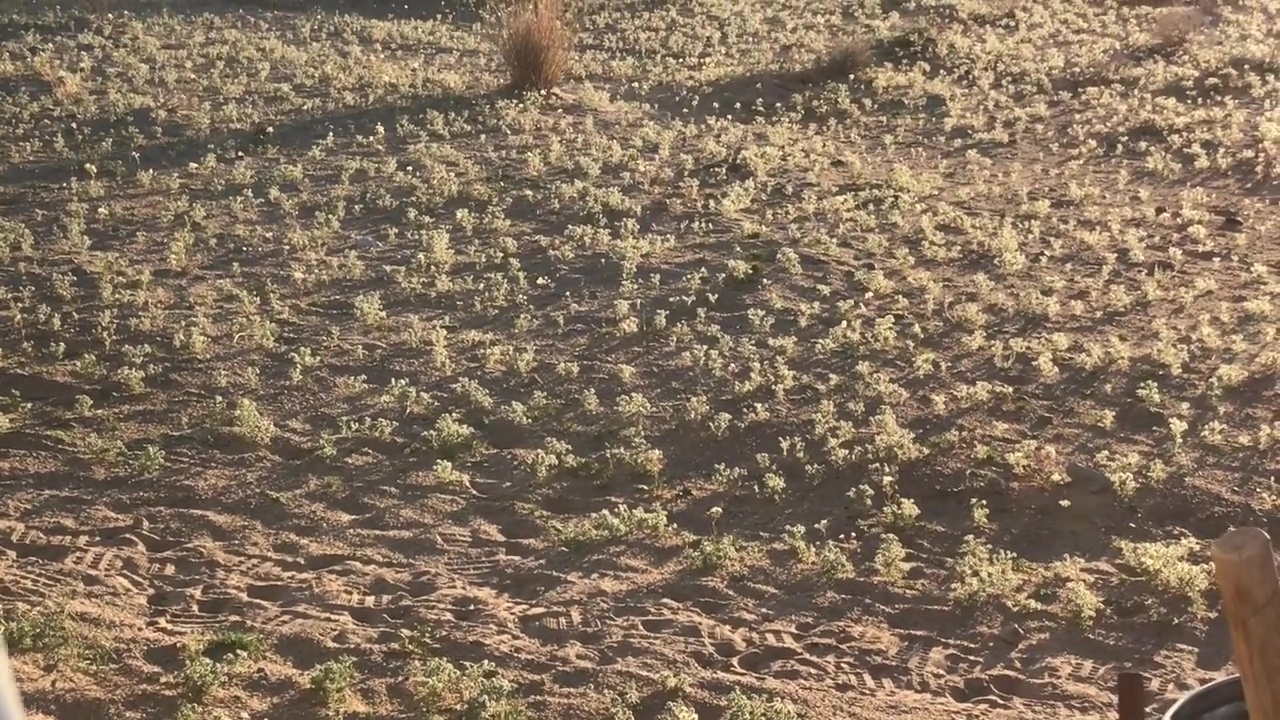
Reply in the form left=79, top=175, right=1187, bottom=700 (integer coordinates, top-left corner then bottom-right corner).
left=806, top=38, right=873, bottom=84
left=493, top=0, right=575, bottom=94
left=1152, top=6, right=1209, bottom=49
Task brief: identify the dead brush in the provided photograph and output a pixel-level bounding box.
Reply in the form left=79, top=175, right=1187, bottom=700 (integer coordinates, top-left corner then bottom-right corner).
left=492, top=0, right=576, bottom=94
left=82, top=0, right=110, bottom=16
left=31, top=58, right=84, bottom=103
left=1152, top=6, right=1210, bottom=50
left=804, top=37, right=874, bottom=84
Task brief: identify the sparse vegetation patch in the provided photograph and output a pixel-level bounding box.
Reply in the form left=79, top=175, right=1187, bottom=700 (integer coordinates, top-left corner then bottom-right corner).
left=0, top=0, right=1272, bottom=716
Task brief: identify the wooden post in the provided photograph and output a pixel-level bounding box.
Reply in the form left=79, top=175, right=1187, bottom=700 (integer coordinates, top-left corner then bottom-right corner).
left=1117, top=671, right=1145, bottom=720
left=0, top=637, right=24, bottom=720
left=1211, top=527, right=1280, bottom=720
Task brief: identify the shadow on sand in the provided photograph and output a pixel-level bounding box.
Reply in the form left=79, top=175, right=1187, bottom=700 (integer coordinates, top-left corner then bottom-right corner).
left=0, top=88, right=502, bottom=192
left=628, top=28, right=948, bottom=124
left=0, top=0, right=490, bottom=22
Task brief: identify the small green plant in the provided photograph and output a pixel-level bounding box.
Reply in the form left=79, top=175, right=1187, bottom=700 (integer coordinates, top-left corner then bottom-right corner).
left=970, top=499, right=991, bottom=532
left=658, top=670, right=689, bottom=695
left=659, top=700, right=701, bottom=720
left=178, top=655, right=226, bottom=705
left=707, top=506, right=723, bottom=534
left=175, top=629, right=264, bottom=713
left=206, top=396, right=276, bottom=444
left=416, top=412, right=482, bottom=459
left=202, top=628, right=266, bottom=663
left=723, top=690, right=804, bottom=720
left=784, top=522, right=852, bottom=578
left=881, top=496, right=921, bottom=528
left=551, top=504, right=671, bottom=547
left=782, top=524, right=816, bottom=564
left=1058, top=578, right=1103, bottom=626
left=1115, top=537, right=1212, bottom=614
left=399, top=622, right=437, bottom=663
left=310, top=656, right=359, bottom=717
left=413, top=657, right=527, bottom=719
left=846, top=485, right=875, bottom=515
left=130, top=443, right=167, bottom=474
left=816, top=541, right=854, bottom=578
left=950, top=535, right=1026, bottom=607
left=1, top=601, right=109, bottom=667
left=2, top=603, right=73, bottom=653
left=605, top=682, right=641, bottom=720
left=874, top=533, right=908, bottom=582
left=688, top=534, right=745, bottom=575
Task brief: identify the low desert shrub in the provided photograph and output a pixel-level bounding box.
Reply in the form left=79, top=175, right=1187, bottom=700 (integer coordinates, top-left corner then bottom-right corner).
left=493, top=0, right=575, bottom=93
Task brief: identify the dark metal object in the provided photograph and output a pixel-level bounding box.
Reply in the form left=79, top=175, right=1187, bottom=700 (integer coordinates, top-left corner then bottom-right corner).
left=1163, top=675, right=1249, bottom=720
left=1120, top=672, right=1147, bottom=720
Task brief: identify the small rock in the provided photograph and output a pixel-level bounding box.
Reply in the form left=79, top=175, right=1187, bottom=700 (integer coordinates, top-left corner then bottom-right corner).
left=999, top=624, right=1025, bottom=644
left=1065, top=463, right=1110, bottom=492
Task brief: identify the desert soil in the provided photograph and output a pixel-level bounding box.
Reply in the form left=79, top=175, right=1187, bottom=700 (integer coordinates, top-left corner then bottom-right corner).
left=0, top=0, right=1277, bottom=718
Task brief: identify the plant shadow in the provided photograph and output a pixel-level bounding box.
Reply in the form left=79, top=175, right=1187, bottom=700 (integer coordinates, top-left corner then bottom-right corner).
left=2, top=0, right=490, bottom=22
left=0, top=87, right=503, bottom=193
left=629, top=28, right=948, bottom=125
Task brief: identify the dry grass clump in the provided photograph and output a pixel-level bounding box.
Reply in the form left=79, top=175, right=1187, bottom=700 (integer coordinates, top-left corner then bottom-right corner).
left=493, top=0, right=575, bottom=93
left=805, top=37, right=874, bottom=83
left=31, top=60, right=83, bottom=102
left=1152, top=6, right=1210, bottom=48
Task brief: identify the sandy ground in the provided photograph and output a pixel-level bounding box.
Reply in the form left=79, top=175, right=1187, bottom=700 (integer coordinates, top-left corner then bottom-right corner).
left=1, top=0, right=1275, bottom=717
